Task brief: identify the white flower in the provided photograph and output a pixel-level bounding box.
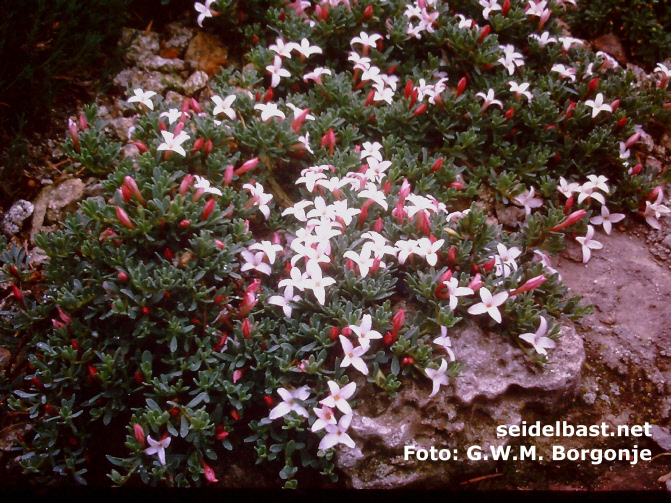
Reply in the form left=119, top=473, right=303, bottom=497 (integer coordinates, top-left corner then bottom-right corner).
left=145, top=435, right=171, bottom=465
left=498, top=44, right=524, bottom=76
left=301, top=260, right=336, bottom=305
left=529, top=32, right=557, bottom=46
left=212, top=95, right=236, bottom=120
left=194, top=175, right=222, bottom=196
left=339, top=335, right=369, bottom=375
left=240, top=249, right=272, bottom=276
left=254, top=103, right=286, bottom=121
left=513, top=187, right=543, bottom=215
left=266, top=55, right=291, bottom=88
left=508, top=81, right=533, bottom=101
left=269, top=37, right=298, bottom=58
left=584, top=93, right=612, bottom=119
left=303, top=67, right=332, bottom=84
left=350, top=31, right=383, bottom=50
left=294, top=38, right=323, bottom=58
left=194, top=0, right=216, bottom=27
left=249, top=240, right=283, bottom=265
left=319, top=414, right=355, bottom=451
left=519, top=316, right=556, bottom=355
left=348, top=314, right=383, bottom=349
left=433, top=326, right=456, bottom=361
left=127, top=88, right=157, bottom=110
left=494, top=243, right=522, bottom=278
left=160, top=108, right=182, bottom=124
left=467, top=287, right=509, bottom=323
left=479, top=0, right=502, bottom=19
left=558, top=177, right=580, bottom=198
left=590, top=206, right=624, bottom=235
left=320, top=380, right=356, bottom=415
left=642, top=191, right=671, bottom=230
left=269, top=386, right=311, bottom=420
left=575, top=225, right=603, bottom=263
left=442, top=277, right=474, bottom=311
left=311, top=406, right=337, bottom=432
left=415, top=237, right=444, bottom=267
left=268, top=285, right=300, bottom=317
left=157, top=130, right=190, bottom=157
left=551, top=64, right=577, bottom=82
left=425, top=358, right=450, bottom=397
left=243, top=182, right=273, bottom=219
left=475, top=89, right=503, bottom=110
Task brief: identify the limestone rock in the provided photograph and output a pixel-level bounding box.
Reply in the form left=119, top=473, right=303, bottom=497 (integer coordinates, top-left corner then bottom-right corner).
left=185, top=32, right=228, bottom=76
left=495, top=201, right=526, bottom=228
left=183, top=70, right=210, bottom=96
left=163, top=22, right=196, bottom=54
left=31, top=179, right=85, bottom=241
left=121, top=29, right=160, bottom=64
left=2, top=200, right=34, bottom=236
left=138, top=55, right=186, bottom=73
left=336, top=322, right=584, bottom=488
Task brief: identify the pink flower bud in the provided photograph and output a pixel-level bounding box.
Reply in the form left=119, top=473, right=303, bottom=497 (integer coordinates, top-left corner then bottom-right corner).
left=509, top=275, right=548, bottom=296
left=610, top=99, right=620, bottom=113
left=179, top=219, right=191, bottom=228
left=502, top=0, right=510, bottom=16
left=341, top=327, right=352, bottom=337
left=242, top=318, right=252, bottom=339
left=468, top=273, right=482, bottom=292
left=158, top=121, right=167, bottom=131
left=382, top=180, right=391, bottom=195
left=409, top=88, right=418, bottom=109
left=291, top=108, right=311, bottom=133
left=68, top=119, right=80, bottom=153
left=404, top=79, right=414, bottom=99
left=563, top=194, right=574, bottom=214
left=263, top=87, right=274, bottom=104
left=233, top=369, right=244, bottom=383
left=134, top=424, right=146, bottom=447
left=477, top=25, right=490, bottom=44
left=550, top=209, right=586, bottom=232
left=329, top=326, right=339, bottom=341
left=119, top=186, right=132, bottom=203
left=413, top=103, right=428, bottom=117
left=370, top=257, right=381, bottom=275
left=234, top=157, right=259, bottom=176
left=191, top=137, right=204, bottom=155
left=430, top=158, right=443, bottom=173
left=630, top=163, right=642, bottom=175
left=131, top=141, right=149, bottom=153
left=224, top=164, right=234, bottom=186
left=202, top=199, right=216, bottom=221
left=201, top=460, right=218, bottom=483
left=179, top=174, right=194, bottom=196
left=392, top=309, right=405, bottom=335
left=116, top=206, right=136, bottom=229
left=190, top=98, right=202, bottom=114
left=181, top=98, right=191, bottom=116
left=124, top=176, right=146, bottom=206
left=12, top=284, right=25, bottom=309
left=646, top=185, right=664, bottom=201
left=174, top=121, right=185, bottom=135
left=625, top=131, right=641, bottom=149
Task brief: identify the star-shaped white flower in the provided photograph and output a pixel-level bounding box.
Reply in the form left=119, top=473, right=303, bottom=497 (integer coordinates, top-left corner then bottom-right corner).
left=514, top=187, right=543, bottom=215
left=268, top=285, right=300, bottom=318
left=269, top=386, right=311, bottom=420
left=442, top=277, right=474, bottom=311
left=254, top=103, right=286, bottom=121
left=319, top=414, right=355, bottom=451
left=311, top=405, right=337, bottom=432
left=145, top=435, right=171, bottom=465
left=157, top=130, right=190, bottom=157
left=320, top=380, right=356, bottom=415
left=266, top=55, right=291, bottom=88
left=425, top=358, right=450, bottom=397
left=519, top=316, right=556, bottom=355
left=467, top=287, right=509, bottom=323
left=127, top=88, right=157, bottom=110
left=585, top=93, right=612, bottom=119
left=475, top=89, right=503, bottom=110
left=479, top=0, right=502, bottom=19
left=240, top=249, right=272, bottom=276
left=339, top=335, right=369, bottom=375
left=294, top=38, right=323, bottom=58
left=575, top=225, right=603, bottom=263
left=348, top=314, right=383, bottom=349
left=350, top=31, right=383, bottom=50
left=302, top=260, right=336, bottom=305
left=269, top=37, right=298, bottom=58
left=194, top=0, right=216, bottom=27
left=212, top=95, right=236, bottom=120
left=589, top=205, right=624, bottom=235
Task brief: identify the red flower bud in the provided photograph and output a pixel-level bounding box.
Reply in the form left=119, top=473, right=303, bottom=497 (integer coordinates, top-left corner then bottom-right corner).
left=401, top=356, right=414, bottom=365
left=215, top=240, right=225, bottom=249
left=120, top=185, right=132, bottom=203
left=215, top=426, right=229, bottom=440
left=502, top=0, right=510, bottom=16
left=88, top=365, right=98, bottom=379
left=413, top=103, right=428, bottom=117
left=116, top=206, right=136, bottom=230
left=117, top=270, right=127, bottom=282
left=142, top=306, right=150, bottom=315
left=477, top=25, right=490, bottom=44
left=329, top=326, right=339, bottom=341
left=646, top=185, right=664, bottom=201
left=482, top=257, right=496, bottom=272
left=68, top=120, right=80, bottom=153
left=8, top=265, right=19, bottom=280
left=430, top=158, right=443, bottom=173
left=224, top=164, right=234, bottom=186
left=190, top=98, right=202, bottom=115
left=164, top=248, right=173, bottom=261
left=78, top=113, right=88, bottom=131
left=178, top=219, right=190, bottom=228
left=202, top=199, right=216, bottom=221
left=588, top=77, right=599, bottom=94
left=204, top=139, right=213, bottom=158
left=404, top=79, right=414, bottom=99
left=365, top=88, right=375, bottom=107
left=550, top=209, right=587, bottom=232
left=383, top=332, right=395, bottom=346
left=509, top=275, right=548, bottom=296
left=191, top=137, right=204, bottom=155
left=448, top=182, right=464, bottom=189
left=233, top=369, right=244, bottom=383
left=363, top=4, right=373, bottom=20
left=610, top=99, right=620, bottom=113
left=447, top=246, right=457, bottom=265
left=71, top=339, right=80, bottom=351
left=45, top=404, right=56, bottom=415
left=124, top=176, right=146, bottom=206
left=235, top=157, right=259, bottom=176
left=158, top=121, right=167, bottom=131
left=341, top=327, right=353, bottom=337
left=291, top=108, right=311, bottom=133
left=630, top=163, right=642, bottom=175
left=392, top=309, right=405, bottom=335
left=505, top=107, right=515, bottom=120
left=616, top=117, right=627, bottom=129
left=279, top=10, right=286, bottom=21
left=409, top=89, right=418, bottom=109
left=373, top=217, right=384, bottom=233
left=231, top=409, right=240, bottom=421
left=263, top=87, right=274, bottom=104
left=456, top=77, right=467, bottom=97
left=382, top=180, right=391, bottom=195
left=242, top=318, right=252, bottom=338
left=134, top=424, right=146, bottom=447
left=135, top=371, right=144, bottom=383
left=564, top=194, right=574, bottom=214
left=12, top=283, right=25, bottom=308
left=213, top=332, right=228, bottom=352
left=263, top=395, right=274, bottom=407
left=131, top=141, right=149, bottom=153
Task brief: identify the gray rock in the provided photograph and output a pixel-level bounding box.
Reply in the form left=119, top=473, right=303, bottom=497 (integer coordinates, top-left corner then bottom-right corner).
left=165, top=91, right=186, bottom=107
left=31, top=178, right=85, bottom=241
left=649, top=425, right=671, bottom=451
left=164, top=22, right=195, bottom=53
left=183, top=70, right=210, bottom=96
left=115, top=69, right=184, bottom=95
left=121, top=29, right=160, bottom=63
left=2, top=200, right=34, bottom=235
left=646, top=156, right=662, bottom=172
left=108, top=116, right=136, bottom=141
left=496, top=201, right=526, bottom=228
left=336, top=322, right=584, bottom=488
left=138, top=55, right=186, bottom=73
left=122, top=143, right=140, bottom=159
